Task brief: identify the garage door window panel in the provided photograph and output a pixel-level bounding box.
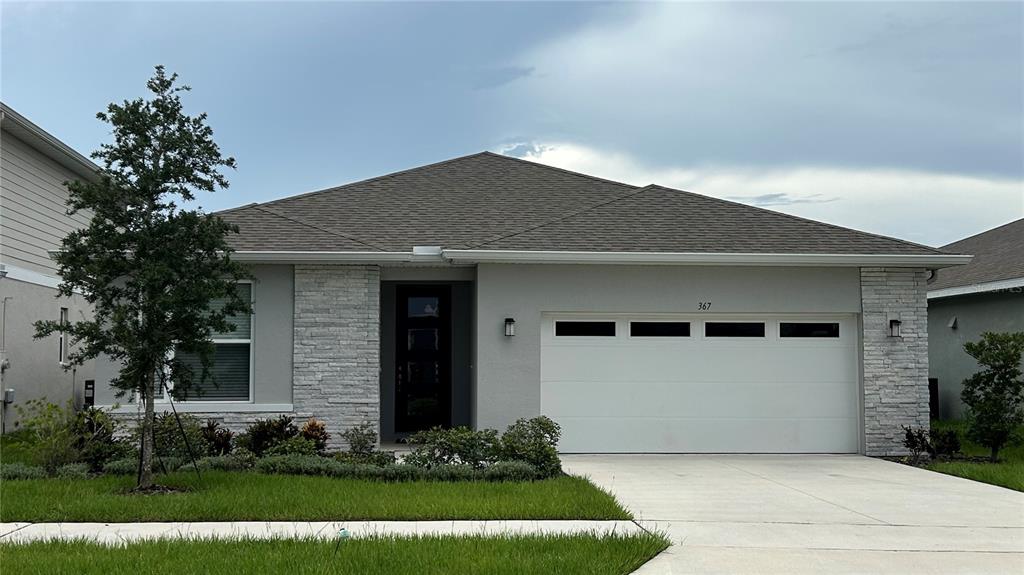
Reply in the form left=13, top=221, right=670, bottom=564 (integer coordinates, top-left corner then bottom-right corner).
left=780, top=322, right=840, bottom=338
left=555, top=321, right=616, bottom=337
left=630, top=322, right=691, bottom=337
left=704, top=322, right=766, bottom=338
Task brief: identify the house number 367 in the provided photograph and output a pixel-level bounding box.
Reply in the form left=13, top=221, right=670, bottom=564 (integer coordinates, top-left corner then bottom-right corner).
left=697, top=302, right=712, bottom=311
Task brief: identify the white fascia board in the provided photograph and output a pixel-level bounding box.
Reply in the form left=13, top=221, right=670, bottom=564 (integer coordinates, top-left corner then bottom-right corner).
left=442, top=249, right=973, bottom=268
left=1, top=263, right=61, bottom=289
left=928, top=276, right=1024, bottom=300
left=230, top=251, right=421, bottom=264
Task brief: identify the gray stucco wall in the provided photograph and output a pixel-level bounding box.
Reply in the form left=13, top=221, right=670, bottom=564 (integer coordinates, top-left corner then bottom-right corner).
left=860, top=267, right=929, bottom=456
left=0, top=278, right=94, bottom=432
left=928, top=290, right=1024, bottom=419
left=94, top=264, right=294, bottom=408
left=474, top=264, right=863, bottom=433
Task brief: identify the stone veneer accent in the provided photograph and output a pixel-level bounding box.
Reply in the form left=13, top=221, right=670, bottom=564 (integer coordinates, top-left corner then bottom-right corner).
left=861, top=267, right=930, bottom=456
left=291, top=265, right=381, bottom=450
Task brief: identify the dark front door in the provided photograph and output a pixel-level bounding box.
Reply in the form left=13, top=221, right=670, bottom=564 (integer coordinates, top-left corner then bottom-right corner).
left=395, top=285, right=451, bottom=433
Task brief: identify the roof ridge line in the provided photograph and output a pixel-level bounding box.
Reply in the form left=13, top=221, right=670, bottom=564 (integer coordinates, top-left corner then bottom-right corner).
left=479, top=151, right=639, bottom=190
left=467, top=184, right=658, bottom=249
left=251, top=151, right=495, bottom=210
left=250, top=205, right=387, bottom=252
left=941, top=217, right=1024, bottom=249
left=642, top=184, right=951, bottom=256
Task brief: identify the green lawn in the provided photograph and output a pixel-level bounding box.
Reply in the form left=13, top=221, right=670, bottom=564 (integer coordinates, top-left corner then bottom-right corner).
left=0, top=470, right=631, bottom=522
left=925, top=420, right=1024, bottom=492
left=1, top=533, right=669, bottom=575
left=0, top=431, right=35, bottom=466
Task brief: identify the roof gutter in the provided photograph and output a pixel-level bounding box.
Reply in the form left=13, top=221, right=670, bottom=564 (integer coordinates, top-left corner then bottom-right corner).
left=928, top=276, right=1024, bottom=300
left=231, top=247, right=449, bottom=264
left=1, top=103, right=100, bottom=182
left=442, top=249, right=973, bottom=268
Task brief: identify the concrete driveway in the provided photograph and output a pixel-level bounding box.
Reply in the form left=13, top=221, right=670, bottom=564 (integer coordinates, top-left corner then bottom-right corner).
left=562, top=455, right=1024, bottom=574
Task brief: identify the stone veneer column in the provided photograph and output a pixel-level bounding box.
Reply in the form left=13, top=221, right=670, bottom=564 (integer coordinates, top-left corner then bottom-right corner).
left=860, top=267, right=930, bottom=456
left=293, top=265, right=380, bottom=450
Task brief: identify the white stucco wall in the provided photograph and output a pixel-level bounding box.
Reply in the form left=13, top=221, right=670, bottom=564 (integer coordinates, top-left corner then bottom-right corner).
left=474, top=264, right=863, bottom=432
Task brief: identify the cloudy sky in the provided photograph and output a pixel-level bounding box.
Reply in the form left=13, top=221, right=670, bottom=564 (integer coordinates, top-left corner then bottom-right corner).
left=2, top=1, right=1021, bottom=247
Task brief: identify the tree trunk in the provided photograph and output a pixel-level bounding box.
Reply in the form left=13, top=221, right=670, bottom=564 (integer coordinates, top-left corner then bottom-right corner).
left=990, top=445, right=999, bottom=464
left=138, top=371, right=156, bottom=489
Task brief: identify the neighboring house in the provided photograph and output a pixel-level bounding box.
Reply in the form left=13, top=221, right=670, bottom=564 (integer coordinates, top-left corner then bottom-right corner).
left=927, top=218, right=1024, bottom=419
left=93, top=152, right=969, bottom=455
left=0, top=103, right=99, bottom=432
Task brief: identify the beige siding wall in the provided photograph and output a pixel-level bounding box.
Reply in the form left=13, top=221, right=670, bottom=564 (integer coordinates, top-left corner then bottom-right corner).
left=1, top=131, right=92, bottom=275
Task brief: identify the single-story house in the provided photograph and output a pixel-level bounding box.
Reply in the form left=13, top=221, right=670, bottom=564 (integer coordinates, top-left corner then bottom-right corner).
left=927, top=218, right=1023, bottom=419
left=95, top=152, right=970, bottom=455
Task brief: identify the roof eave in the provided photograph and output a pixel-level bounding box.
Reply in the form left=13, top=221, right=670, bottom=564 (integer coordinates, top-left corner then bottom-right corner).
left=927, top=276, right=1024, bottom=300
left=442, top=249, right=973, bottom=268
left=1, top=102, right=101, bottom=182
left=231, top=250, right=424, bottom=264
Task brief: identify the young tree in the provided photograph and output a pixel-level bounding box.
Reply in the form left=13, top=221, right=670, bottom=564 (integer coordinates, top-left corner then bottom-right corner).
left=35, top=66, right=250, bottom=488
left=960, top=332, right=1024, bottom=462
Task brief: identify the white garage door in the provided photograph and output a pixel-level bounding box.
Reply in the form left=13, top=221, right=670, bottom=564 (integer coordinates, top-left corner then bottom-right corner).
left=541, top=314, right=860, bottom=453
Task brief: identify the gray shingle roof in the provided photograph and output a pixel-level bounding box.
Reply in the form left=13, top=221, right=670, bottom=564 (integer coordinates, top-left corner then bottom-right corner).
left=927, top=218, right=1024, bottom=291
left=220, top=152, right=948, bottom=256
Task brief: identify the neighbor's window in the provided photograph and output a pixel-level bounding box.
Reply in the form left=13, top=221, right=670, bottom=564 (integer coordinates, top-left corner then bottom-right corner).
left=555, top=321, right=616, bottom=337
left=630, top=322, right=691, bottom=337
left=58, top=307, right=69, bottom=363
left=174, top=282, right=252, bottom=401
left=780, top=322, right=840, bottom=338
left=704, top=322, right=765, bottom=338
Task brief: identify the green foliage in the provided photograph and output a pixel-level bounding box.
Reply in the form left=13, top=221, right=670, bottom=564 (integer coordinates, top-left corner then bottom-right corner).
left=484, top=461, right=539, bottom=482
left=961, top=332, right=1024, bottom=461
left=195, top=455, right=253, bottom=472
left=265, top=436, right=319, bottom=457
left=340, top=422, right=377, bottom=455
left=424, top=464, right=477, bottom=482
left=71, top=407, right=130, bottom=471
left=201, top=420, right=233, bottom=456
left=1, top=463, right=47, bottom=480
left=498, top=416, right=562, bottom=478
left=13, top=399, right=78, bottom=472
left=299, top=418, right=330, bottom=455
left=405, top=426, right=500, bottom=469
left=237, top=416, right=298, bottom=457
left=379, top=464, right=425, bottom=482
left=256, top=454, right=343, bottom=477
left=144, top=412, right=207, bottom=460
left=335, top=450, right=397, bottom=467
left=102, top=458, right=139, bottom=476
left=929, top=428, right=961, bottom=458
left=55, top=463, right=91, bottom=479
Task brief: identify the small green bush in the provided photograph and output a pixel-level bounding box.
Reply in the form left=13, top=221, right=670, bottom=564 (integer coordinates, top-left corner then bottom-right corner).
left=484, top=461, right=539, bottom=482
left=13, top=399, right=78, bottom=472
left=237, top=416, right=298, bottom=457
left=201, top=420, right=234, bottom=456
left=340, top=422, right=377, bottom=455
left=424, top=464, right=476, bottom=482
left=335, top=450, right=397, bottom=467
left=380, top=463, right=426, bottom=481
left=405, top=426, right=500, bottom=469
left=265, top=436, right=318, bottom=457
left=133, top=412, right=207, bottom=460
left=256, top=454, right=342, bottom=476
left=194, top=455, right=253, bottom=472
left=300, top=418, right=330, bottom=455
left=1, top=462, right=47, bottom=480
left=54, top=462, right=91, bottom=479
left=102, top=458, right=138, bottom=476
left=499, top=416, right=562, bottom=478
left=930, top=428, right=961, bottom=458
left=71, top=407, right=130, bottom=471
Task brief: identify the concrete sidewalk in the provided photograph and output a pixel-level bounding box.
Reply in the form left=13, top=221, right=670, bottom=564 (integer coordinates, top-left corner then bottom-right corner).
left=563, top=454, right=1024, bottom=575
left=0, top=520, right=646, bottom=543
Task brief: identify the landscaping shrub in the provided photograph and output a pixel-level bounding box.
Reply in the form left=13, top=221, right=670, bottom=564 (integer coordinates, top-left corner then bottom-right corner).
left=71, top=407, right=131, bottom=471
left=195, top=455, right=253, bottom=472
left=405, top=426, right=500, bottom=469
left=256, top=454, right=342, bottom=476
left=102, top=458, right=138, bottom=476
left=300, top=418, right=330, bottom=455
left=201, top=420, right=234, bottom=456
left=424, top=464, right=477, bottom=482
left=902, top=426, right=930, bottom=464
left=961, top=332, right=1024, bottom=462
left=236, top=415, right=298, bottom=457
left=13, top=399, right=78, bottom=473
left=929, top=428, right=961, bottom=458
left=380, top=463, right=426, bottom=482
left=498, top=416, right=562, bottom=478
left=265, top=436, right=319, bottom=457
left=1, top=462, right=47, bottom=480
left=335, top=450, right=397, bottom=467
left=55, top=462, right=91, bottom=479
left=484, top=461, right=539, bottom=482
left=340, top=422, right=377, bottom=455
left=134, top=412, right=208, bottom=460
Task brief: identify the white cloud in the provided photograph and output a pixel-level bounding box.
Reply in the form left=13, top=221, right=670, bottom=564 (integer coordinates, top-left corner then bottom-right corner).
left=499, top=141, right=1024, bottom=247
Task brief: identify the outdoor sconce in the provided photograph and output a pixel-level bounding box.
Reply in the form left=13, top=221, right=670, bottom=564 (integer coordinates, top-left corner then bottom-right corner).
left=504, top=317, right=516, bottom=337
left=889, top=319, right=902, bottom=338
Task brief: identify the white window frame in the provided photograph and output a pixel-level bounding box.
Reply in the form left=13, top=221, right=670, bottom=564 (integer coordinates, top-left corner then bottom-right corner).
left=159, top=280, right=255, bottom=404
